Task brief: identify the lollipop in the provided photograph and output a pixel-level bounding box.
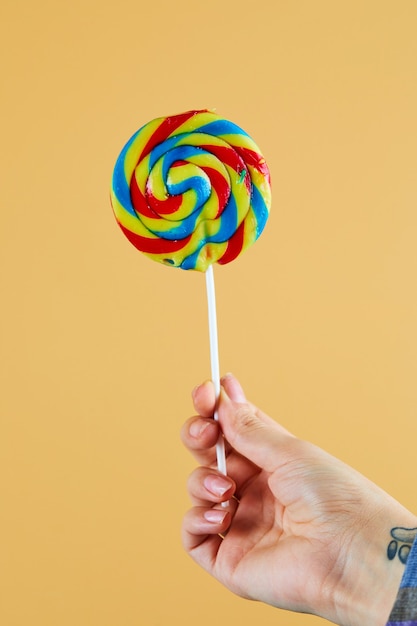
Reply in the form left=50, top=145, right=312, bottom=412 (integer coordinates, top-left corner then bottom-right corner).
left=110, top=109, right=271, bottom=477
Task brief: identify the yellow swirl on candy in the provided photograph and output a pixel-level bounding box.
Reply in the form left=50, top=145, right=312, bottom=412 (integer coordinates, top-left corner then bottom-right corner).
left=110, top=110, right=271, bottom=271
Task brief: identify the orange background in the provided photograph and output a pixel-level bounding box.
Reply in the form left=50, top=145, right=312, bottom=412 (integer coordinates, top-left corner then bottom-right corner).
left=1, top=1, right=417, bottom=624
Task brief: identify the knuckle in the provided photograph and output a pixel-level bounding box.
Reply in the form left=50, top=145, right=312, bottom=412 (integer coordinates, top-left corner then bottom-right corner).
left=234, top=405, right=263, bottom=434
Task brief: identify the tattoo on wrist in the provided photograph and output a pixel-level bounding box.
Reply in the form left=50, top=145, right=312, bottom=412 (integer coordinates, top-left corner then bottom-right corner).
left=387, top=527, right=417, bottom=564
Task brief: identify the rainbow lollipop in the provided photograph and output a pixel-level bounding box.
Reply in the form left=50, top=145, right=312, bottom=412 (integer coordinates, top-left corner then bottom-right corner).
left=110, top=109, right=271, bottom=476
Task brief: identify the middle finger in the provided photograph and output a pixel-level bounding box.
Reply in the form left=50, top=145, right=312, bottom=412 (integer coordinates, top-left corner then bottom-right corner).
left=187, top=466, right=236, bottom=506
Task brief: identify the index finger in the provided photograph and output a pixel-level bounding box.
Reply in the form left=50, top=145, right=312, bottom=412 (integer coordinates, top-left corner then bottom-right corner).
left=181, top=380, right=223, bottom=466
left=191, top=380, right=217, bottom=417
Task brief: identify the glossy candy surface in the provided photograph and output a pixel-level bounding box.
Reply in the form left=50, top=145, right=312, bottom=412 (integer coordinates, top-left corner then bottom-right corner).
left=110, top=110, right=271, bottom=271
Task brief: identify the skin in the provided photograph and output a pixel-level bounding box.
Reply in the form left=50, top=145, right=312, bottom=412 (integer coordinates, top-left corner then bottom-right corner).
left=181, top=374, right=417, bottom=626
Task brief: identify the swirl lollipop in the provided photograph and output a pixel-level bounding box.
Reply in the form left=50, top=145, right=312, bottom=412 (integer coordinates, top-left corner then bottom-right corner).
left=110, top=109, right=271, bottom=477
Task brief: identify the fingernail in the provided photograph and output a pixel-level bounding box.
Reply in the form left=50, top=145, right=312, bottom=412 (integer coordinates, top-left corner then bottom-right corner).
left=189, top=420, right=211, bottom=439
left=204, top=509, right=228, bottom=524
left=221, top=373, right=246, bottom=403
left=191, top=384, right=201, bottom=401
left=204, top=474, right=232, bottom=497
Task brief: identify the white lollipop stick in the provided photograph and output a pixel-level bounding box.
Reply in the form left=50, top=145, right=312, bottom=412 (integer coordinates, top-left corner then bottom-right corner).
left=205, top=264, right=227, bottom=477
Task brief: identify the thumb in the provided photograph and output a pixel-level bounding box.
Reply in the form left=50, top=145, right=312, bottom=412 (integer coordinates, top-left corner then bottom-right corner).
left=218, top=374, right=295, bottom=473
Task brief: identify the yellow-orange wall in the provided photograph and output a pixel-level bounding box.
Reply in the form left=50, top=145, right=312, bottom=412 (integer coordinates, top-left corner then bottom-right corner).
left=1, top=1, right=417, bottom=624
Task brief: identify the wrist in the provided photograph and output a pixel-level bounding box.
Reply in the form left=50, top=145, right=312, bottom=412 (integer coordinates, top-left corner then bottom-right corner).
left=333, top=510, right=417, bottom=626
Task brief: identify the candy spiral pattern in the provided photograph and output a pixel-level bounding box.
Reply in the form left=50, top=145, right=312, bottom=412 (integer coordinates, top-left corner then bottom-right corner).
left=110, top=109, right=271, bottom=271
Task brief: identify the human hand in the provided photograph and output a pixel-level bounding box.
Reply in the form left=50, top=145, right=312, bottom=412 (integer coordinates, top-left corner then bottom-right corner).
left=181, top=374, right=417, bottom=626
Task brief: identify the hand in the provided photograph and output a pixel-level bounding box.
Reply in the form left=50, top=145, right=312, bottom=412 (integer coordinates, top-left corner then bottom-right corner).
left=181, top=374, right=417, bottom=626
